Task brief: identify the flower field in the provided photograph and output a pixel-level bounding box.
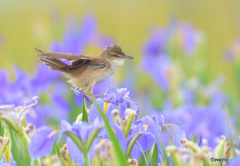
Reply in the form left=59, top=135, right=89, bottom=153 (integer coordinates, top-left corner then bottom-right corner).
left=0, top=1, right=240, bottom=166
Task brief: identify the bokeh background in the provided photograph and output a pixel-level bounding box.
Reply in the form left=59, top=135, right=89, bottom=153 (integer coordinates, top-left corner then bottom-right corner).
left=1, top=0, right=240, bottom=146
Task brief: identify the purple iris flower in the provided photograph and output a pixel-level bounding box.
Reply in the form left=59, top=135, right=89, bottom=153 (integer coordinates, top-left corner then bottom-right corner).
left=142, top=20, right=202, bottom=91
left=88, top=98, right=118, bottom=124
left=164, top=124, right=186, bottom=146
left=179, top=23, right=200, bottom=55
left=142, top=52, right=172, bottom=91
left=142, top=24, right=176, bottom=91
left=0, top=104, right=15, bottom=110
left=29, top=119, right=102, bottom=163
left=0, top=96, right=41, bottom=127
left=50, top=93, right=71, bottom=120
left=103, top=85, right=129, bottom=105
left=143, top=28, right=170, bottom=57
left=26, top=91, right=70, bottom=128
left=0, top=65, right=72, bottom=128
left=119, top=98, right=139, bottom=121
left=61, top=120, right=103, bottom=165
left=92, top=77, right=112, bottom=96
left=31, top=64, right=61, bottom=95
left=102, top=85, right=139, bottom=120
left=168, top=17, right=202, bottom=55
left=151, top=113, right=165, bottom=128
left=26, top=105, right=51, bottom=128
left=66, top=138, right=97, bottom=165
left=152, top=113, right=186, bottom=148
left=129, top=116, right=162, bottom=159
left=0, top=66, right=60, bottom=105
left=162, top=104, right=228, bottom=147
left=0, top=68, right=28, bottom=105
left=0, top=70, right=9, bottom=88
left=29, top=126, right=57, bottom=158
left=129, top=114, right=186, bottom=159
left=0, top=156, right=16, bottom=166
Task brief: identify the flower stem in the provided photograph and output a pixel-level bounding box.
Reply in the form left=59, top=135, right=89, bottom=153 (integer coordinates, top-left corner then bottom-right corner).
left=83, top=152, right=91, bottom=166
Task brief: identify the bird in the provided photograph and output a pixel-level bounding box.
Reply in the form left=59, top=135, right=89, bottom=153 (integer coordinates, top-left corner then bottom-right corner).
left=34, top=44, right=133, bottom=96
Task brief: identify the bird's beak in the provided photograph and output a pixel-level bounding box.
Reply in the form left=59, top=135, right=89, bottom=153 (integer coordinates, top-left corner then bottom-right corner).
left=122, top=55, right=134, bottom=59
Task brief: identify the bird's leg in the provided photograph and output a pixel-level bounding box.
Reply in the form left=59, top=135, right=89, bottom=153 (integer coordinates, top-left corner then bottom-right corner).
left=79, top=88, right=93, bottom=103
left=85, top=93, right=106, bottom=98
left=93, top=94, right=106, bottom=97
left=83, top=95, right=92, bottom=104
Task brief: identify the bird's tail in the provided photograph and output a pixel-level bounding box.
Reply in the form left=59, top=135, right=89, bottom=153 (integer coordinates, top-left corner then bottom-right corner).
left=34, top=47, right=70, bottom=73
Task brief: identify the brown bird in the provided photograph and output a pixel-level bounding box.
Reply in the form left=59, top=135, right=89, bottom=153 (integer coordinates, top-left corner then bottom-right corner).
left=34, top=44, right=133, bottom=95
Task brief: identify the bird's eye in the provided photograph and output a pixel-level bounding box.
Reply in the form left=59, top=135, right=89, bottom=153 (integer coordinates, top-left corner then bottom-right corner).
left=113, top=54, right=118, bottom=57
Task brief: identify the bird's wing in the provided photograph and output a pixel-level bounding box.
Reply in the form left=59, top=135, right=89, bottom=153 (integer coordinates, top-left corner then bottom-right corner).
left=34, top=47, right=89, bottom=60
left=70, top=56, right=107, bottom=69
left=34, top=47, right=107, bottom=72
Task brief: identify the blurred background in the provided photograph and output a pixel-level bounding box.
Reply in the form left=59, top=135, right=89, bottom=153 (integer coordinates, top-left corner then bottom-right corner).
left=1, top=0, right=240, bottom=146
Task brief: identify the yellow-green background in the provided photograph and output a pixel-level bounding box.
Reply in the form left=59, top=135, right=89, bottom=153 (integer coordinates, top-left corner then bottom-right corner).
left=0, top=0, right=239, bottom=93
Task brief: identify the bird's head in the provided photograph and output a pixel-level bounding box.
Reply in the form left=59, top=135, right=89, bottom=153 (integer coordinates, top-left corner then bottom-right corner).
left=100, top=44, right=133, bottom=67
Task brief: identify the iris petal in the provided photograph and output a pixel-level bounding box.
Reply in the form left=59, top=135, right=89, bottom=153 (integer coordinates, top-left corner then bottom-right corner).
left=29, top=126, right=57, bottom=158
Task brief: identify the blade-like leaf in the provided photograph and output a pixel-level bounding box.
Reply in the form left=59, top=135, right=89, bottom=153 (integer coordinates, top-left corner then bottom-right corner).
left=123, top=110, right=135, bottom=137
left=90, top=96, right=128, bottom=166
left=86, top=127, right=103, bottom=151
left=158, top=137, right=171, bottom=166
left=215, top=136, right=226, bottom=166
left=0, top=116, right=20, bottom=133
left=82, top=96, right=88, bottom=122
left=150, top=143, right=158, bottom=166
left=0, top=121, right=4, bottom=136
left=10, top=129, right=31, bottom=166
left=137, top=142, right=148, bottom=166
left=126, top=133, right=143, bottom=158
left=64, top=131, right=85, bottom=152
left=163, top=124, right=174, bottom=133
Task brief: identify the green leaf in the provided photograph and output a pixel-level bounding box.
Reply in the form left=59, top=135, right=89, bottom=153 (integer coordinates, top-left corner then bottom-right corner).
left=64, top=131, right=85, bottom=152
left=157, top=137, right=171, bottom=166
left=126, top=133, right=143, bottom=158
left=86, top=127, right=103, bottom=151
left=75, top=113, right=83, bottom=122
left=167, top=146, right=181, bottom=166
left=163, top=124, right=174, bottom=133
left=10, top=129, right=31, bottom=166
left=137, top=142, right=148, bottom=165
left=0, top=116, right=20, bottom=133
left=215, top=136, right=226, bottom=166
left=123, top=110, right=135, bottom=137
left=150, top=143, right=158, bottom=166
left=0, top=121, right=4, bottom=136
left=90, top=96, right=128, bottom=166
left=53, top=142, right=63, bottom=164
left=82, top=96, right=88, bottom=122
